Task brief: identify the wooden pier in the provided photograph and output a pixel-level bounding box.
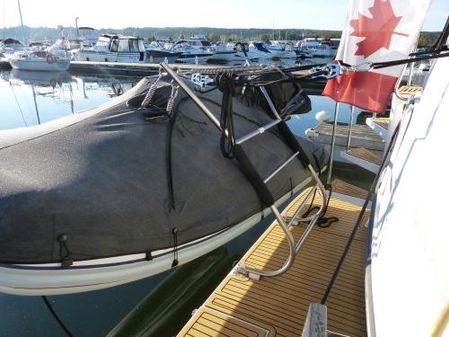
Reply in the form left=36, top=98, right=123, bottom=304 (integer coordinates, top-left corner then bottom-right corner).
left=178, top=181, right=369, bottom=337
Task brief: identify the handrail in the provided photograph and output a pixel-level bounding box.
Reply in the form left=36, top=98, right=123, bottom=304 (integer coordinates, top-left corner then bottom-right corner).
left=236, top=164, right=327, bottom=279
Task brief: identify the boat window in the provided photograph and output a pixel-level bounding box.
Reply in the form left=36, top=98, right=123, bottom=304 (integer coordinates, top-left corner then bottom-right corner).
left=110, top=39, right=119, bottom=52
left=129, top=39, right=139, bottom=52
left=96, top=36, right=110, bottom=48
left=200, top=41, right=211, bottom=47
left=138, top=39, right=145, bottom=52
left=118, top=39, right=129, bottom=52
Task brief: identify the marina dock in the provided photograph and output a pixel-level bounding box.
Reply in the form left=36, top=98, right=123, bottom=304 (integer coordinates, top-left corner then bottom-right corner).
left=306, top=122, right=385, bottom=151
left=178, top=181, right=369, bottom=337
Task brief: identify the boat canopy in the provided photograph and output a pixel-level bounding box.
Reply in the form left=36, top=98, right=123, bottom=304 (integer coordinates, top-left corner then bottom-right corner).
left=0, top=72, right=326, bottom=265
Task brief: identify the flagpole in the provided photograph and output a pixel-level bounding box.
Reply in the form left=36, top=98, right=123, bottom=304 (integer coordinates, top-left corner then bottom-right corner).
left=326, top=101, right=340, bottom=185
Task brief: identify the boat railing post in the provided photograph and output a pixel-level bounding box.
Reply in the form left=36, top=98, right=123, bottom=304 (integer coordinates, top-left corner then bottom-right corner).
left=326, top=102, right=340, bottom=186
left=346, top=105, right=355, bottom=151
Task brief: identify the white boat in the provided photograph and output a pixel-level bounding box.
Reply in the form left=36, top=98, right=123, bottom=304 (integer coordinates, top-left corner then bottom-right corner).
left=267, top=41, right=297, bottom=59
left=144, top=41, right=183, bottom=64
left=170, top=39, right=214, bottom=63
left=8, top=49, right=70, bottom=72
left=247, top=41, right=292, bottom=61
left=73, top=33, right=146, bottom=63
left=297, top=38, right=335, bottom=58
left=361, top=49, right=449, bottom=337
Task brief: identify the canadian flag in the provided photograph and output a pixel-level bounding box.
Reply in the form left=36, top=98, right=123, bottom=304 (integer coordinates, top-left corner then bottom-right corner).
left=323, top=0, right=431, bottom=113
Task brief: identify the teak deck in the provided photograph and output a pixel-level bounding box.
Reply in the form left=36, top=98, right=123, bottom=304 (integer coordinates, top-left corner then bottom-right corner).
left=178, top=183, right=369, bottom=337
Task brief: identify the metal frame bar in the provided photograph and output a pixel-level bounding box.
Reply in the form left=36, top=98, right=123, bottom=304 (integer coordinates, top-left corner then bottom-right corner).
left=235, top=84, right=329, bottom=279
left=264, top=151, right=300, bottom=183
left=236, top=119, right=282, bottom=145
left=326, top=102, right=340, bottom=185
left=260, top=86, right=282, bottom=119
left=346, top=105, right=355, bottom=151
left=160, top=62, right=223, bottom=132
left=394, top=62, right=411, bottom=101
left=237, top=166, right=327, bottom=279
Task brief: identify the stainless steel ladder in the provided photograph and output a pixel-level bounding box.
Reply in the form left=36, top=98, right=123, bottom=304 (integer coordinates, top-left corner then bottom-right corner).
left=160, top=63, right=328, bottom=279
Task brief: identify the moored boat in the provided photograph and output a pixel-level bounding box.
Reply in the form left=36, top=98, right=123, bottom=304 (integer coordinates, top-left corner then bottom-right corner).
left=8, top=49, right=70, bottom=72
left=73, top=33, right=147, bottom=63
left=0, top=64, right=327, bottom=295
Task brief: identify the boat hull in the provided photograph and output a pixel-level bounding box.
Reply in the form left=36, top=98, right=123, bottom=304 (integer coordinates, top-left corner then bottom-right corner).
left=0, top=176, right=313, bottom=296
left=0, top=75, right=326, bottom=295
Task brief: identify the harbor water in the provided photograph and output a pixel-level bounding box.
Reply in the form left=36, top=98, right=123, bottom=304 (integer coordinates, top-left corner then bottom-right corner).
left=0, top=61, right=373, bottom=337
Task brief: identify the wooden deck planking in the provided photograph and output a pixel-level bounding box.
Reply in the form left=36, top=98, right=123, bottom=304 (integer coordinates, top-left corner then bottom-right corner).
left=331, top=179, right=369, bottom=200
left=370, top=117, right=390, bottom=130
left=347, top=147, right=383, bottom=165
left=178, top=186, right=369, bottom=337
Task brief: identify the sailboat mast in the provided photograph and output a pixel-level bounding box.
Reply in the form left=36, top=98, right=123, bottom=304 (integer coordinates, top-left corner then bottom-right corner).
left=17, top=0, right=25, bottom=44
left=2, top=2, right=5, bottom=40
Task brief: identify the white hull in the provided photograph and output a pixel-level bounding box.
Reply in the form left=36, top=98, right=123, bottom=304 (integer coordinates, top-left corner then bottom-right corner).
left=9, top=58, right=70, bottom=72
left=74, top=50, right=144, bottom=63
left=368, top=57, right=449, bottom=337
left=207, top=51, right=237, bottom=62
left=0, top=175, right=312, bottom=295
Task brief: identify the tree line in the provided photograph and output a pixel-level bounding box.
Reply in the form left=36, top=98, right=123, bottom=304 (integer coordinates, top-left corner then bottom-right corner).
left=1, top=25, right=440, bottom=47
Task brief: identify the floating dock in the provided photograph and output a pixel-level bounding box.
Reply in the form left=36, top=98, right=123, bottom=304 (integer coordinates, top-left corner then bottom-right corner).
left=306, top=122, right=385, bottom=151
left=178, top=180, right=369, bottom=337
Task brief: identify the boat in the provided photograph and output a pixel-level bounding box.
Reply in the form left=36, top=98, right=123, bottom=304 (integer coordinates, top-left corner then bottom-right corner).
left=0, top=63, right=328, bottom=295
left=247, top=41, right=287, bottom=61
left=145, top=41, right=184, bottom=64
left=297, top=37, right=335, bottom=58
left=0, top=38, right=25, bottom=54
left=8, top=48, right=70, bottom=72
left=172, top=34, right=242, bottom=64
left=73, top=33, right=147, bottom=63
left=267, top=41, right=297, bottom=59
left=170, top=38, right=214, bottom=63
left=173, top=3, right=449, bottom=337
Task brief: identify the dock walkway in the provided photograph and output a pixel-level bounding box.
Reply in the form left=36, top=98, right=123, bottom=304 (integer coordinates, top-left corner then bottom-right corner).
left=178, top=182, right=369, bottom=337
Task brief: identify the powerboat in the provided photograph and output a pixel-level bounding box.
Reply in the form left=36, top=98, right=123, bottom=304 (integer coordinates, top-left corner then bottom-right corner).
left=170, top=39, right=214, bottom=63
left=8, top=49, right=70, bottom=72
left=145, top=41, right=183, bottom=64
left=247, top=42, right=285, bottom=61
left=73, top=33, right=146, bottom=63
left=0, top=65, right=327, bottom=295
left=267, top=41, right=297, bottom=59
left=297, top=38, right=335, bottom=58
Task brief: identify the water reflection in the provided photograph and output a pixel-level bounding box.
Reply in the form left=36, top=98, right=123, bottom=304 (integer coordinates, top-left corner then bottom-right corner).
left=0, top=69, right=140, bottom=130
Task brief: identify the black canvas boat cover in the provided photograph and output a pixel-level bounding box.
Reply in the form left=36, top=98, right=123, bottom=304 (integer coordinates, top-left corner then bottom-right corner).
left=0, top=75, right=327, bottom=264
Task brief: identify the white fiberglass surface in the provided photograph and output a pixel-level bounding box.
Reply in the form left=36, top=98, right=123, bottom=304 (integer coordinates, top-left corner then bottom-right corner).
left=370, top=57, right=449, bottom=337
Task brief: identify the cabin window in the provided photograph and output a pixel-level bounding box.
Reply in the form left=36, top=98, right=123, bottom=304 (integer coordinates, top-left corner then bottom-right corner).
left=118, top=40, right=129, bottom=52
left=129, top=39, right=139, bottom=52
left=96, top=37, right=110, bottom=48
left=138, top=40, right=145, bottom=52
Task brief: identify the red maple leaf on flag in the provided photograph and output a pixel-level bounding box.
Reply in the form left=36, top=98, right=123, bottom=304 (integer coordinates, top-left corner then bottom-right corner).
left=350, top=0, right=408, bottom=58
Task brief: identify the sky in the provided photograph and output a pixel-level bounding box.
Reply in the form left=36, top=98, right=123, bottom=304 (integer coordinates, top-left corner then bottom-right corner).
left=1, top=0, right=448, bottom=31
